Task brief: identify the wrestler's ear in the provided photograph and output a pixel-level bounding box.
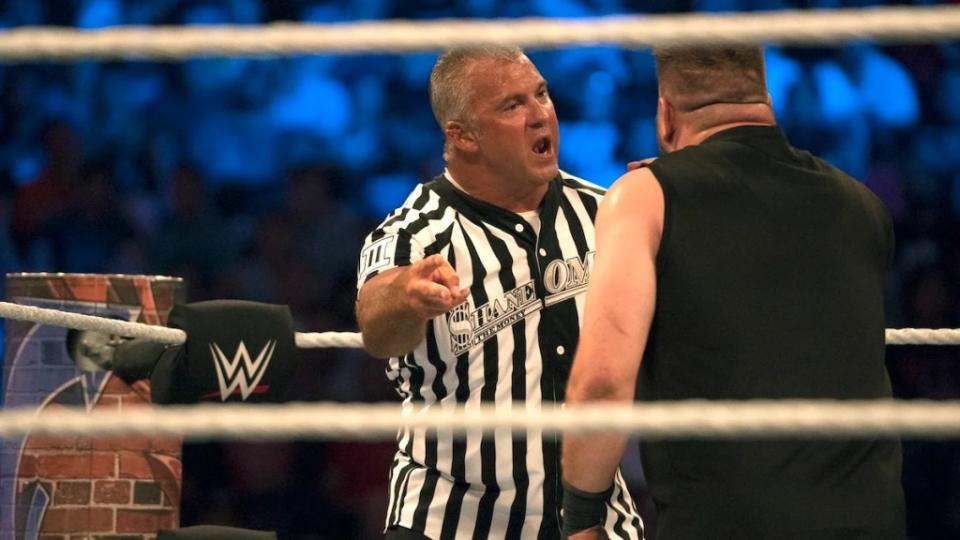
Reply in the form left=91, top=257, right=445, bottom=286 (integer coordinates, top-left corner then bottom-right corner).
left=657, top=96, right=676, bottom=152
left=445, top=120, right=479, bottom=154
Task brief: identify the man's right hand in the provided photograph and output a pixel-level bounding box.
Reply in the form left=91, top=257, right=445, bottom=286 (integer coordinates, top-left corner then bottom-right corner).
left=398, top=254, right=470, bottom=319
left=357, top=254, right=470, bottom=358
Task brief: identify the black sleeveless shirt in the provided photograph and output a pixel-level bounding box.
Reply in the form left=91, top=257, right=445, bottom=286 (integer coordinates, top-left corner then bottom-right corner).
left=641, top=126, right=904, bottom=539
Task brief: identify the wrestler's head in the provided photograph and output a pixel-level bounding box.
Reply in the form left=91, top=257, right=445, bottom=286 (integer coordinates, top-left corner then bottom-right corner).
left=430, top=46, right=559, bottom=194
left=654, top=45, right=772, bottom=153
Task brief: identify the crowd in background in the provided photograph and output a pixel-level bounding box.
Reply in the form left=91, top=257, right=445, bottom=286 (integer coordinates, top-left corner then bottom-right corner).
left=1, top=0, right=959, bottom=538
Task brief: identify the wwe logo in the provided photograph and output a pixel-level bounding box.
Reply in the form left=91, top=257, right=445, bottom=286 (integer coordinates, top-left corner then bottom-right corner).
left=209, top=340, right=276, bottom=401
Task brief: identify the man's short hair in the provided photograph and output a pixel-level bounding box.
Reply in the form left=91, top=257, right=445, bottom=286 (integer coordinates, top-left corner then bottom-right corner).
left=654, top=46, right=768, bottom=111
left=429, top=46, right=524, bottom=128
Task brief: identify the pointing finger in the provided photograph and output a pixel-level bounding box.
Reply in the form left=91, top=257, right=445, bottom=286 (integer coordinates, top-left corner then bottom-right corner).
left=451, top=287, right=470, bottom=304
left=432, top=260, right=461, bottom=289
left=413, top=254, right=446, bottom=277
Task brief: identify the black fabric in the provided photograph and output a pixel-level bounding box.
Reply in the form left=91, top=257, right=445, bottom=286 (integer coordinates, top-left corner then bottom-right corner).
left=560, top=481, right=610, bottom=538
left=642, top=125, right=904, bottom=539
left=110, top=338, right=168, bottom=383
left=384, top=526, right=433, bottom=540
left=150, top=300, right=297, bottom=405
left=158, top=525, right=276, bottom=540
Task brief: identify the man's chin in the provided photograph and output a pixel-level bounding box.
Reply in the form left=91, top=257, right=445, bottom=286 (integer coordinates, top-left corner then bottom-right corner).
left=535, top=163, right=559, bottom=183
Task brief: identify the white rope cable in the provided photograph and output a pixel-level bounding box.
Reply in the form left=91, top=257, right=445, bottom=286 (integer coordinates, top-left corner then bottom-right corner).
left=1, top=400, right=959, bottom=440
left=0, top=301, right=363, bottom=348
left=0, top=6, right=959, bottom=61
left=0, top=300, right=186, bottom=344
left=2, top=301, right=959, bottom=348
left=885, top=328, right=960, bottom=346
left=294, top=331, right=364, bottom=349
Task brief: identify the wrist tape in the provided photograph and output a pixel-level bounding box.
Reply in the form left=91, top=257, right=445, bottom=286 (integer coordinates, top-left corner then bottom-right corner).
left=561, top=480, right=611, bottom=537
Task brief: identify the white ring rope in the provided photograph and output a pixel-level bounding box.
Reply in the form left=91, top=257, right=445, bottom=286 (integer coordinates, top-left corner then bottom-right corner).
left=885, top=328, right=960, bottom=346
left=0, top=400, right=959, bottom=440
left=294, top=331, right=363, bottom=349
left=0, top=6, right=959, bottom=60
left=0, top=301, right=363, bottom=348
left=1, top=300, right=186, bottom=344
left=0, top=301, right=956, bottom=348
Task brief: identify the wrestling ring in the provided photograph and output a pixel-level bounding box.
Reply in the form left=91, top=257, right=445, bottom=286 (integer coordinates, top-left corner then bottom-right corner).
left=1, top=4, right=959, bottom=538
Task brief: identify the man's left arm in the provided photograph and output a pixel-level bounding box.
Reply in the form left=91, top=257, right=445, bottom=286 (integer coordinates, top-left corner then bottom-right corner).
left=561, top=167, right=664, bottom=538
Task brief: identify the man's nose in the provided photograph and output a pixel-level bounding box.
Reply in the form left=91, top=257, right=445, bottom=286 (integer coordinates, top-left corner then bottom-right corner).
left=529, top=100, right=551, bottom=128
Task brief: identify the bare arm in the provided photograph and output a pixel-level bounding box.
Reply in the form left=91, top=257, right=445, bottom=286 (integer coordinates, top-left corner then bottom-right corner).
left=562, top=168, right=664, bottom=538
left=356, top=254, right=470, bottom=358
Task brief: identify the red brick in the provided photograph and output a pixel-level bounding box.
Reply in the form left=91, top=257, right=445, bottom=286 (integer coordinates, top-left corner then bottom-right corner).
left=89, top=508, right=115, bottom=532
left=37, top=454, right=114, bottom=479
left=92, top=437, right=153, bottom=452
left=118, top=453, right=153, bottom=479
left=151, top=437, right=183, bottom=454
left=74, top=437, right=94, bottom=451
left=41, top=507, right=114, bottom=533
left=54, top=481, right=91, bottom=505
left=18, top=454, right=37, bottom=477
left=116, top=508, right=176, bottom=533
left=93, top=481, right=131, bottom=504
left=39, top=535, right=66, bottom=540
left=25, top=436, right=79, bottom=450
left=40, top=508, right=73, bottom=532
left=69, top=277, right=108, bottom=300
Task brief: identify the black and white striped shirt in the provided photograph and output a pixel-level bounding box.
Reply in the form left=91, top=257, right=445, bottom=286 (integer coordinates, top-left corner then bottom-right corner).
left=358, top=170, right=643, bottom=540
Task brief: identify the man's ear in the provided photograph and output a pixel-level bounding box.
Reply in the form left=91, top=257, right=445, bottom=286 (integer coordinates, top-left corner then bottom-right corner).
left=446, top=120, right=478, bottom=153
left=657, top=96, right=676, bottom=153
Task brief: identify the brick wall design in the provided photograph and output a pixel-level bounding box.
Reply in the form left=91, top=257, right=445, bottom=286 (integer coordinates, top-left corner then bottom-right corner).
left=1, top=274, right=185, bottom=540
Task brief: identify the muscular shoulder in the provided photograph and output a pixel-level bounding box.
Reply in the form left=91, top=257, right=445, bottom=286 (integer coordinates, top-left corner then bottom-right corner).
left=604, top=168, right=663, bottom=216
left=597, top=167, right=665, bottom=258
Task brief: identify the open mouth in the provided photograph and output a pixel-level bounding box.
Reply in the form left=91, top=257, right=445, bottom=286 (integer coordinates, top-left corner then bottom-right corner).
left=532, top=136, right=553, bottom=156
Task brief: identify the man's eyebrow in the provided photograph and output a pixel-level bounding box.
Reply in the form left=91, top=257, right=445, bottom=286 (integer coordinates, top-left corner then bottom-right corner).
left=498, top=93, right=522, bottom=106
left=499, top=81, right=548, bottom=106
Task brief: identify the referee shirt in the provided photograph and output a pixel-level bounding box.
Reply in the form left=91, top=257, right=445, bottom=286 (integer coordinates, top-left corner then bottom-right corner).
left=358, top=170, right=643, bottom=540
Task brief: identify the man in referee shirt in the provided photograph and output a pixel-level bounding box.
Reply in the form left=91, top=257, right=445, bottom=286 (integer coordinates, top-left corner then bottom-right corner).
left=561, top=46, right=904, bottom=539
left=356, top=47, right=644, bottom=540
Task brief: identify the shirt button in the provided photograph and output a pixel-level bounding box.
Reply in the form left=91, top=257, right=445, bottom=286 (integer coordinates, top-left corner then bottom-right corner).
left=539, top=248, right=546, bottom=256
left=556, top=345, right=565, bottom=355
left=515, top=223, right=524, bottom=233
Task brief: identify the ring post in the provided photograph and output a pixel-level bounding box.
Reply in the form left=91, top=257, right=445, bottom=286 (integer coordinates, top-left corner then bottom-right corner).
left=1, top=273, right=185, bottom=539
